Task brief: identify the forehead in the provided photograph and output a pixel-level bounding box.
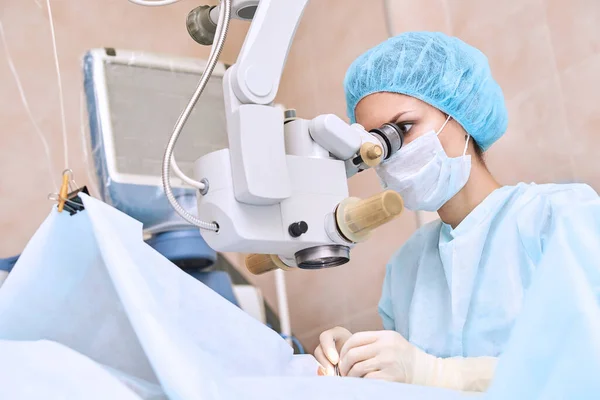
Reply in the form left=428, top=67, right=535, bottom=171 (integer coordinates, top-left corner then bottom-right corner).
left=354, top=93, right=429, bottom=130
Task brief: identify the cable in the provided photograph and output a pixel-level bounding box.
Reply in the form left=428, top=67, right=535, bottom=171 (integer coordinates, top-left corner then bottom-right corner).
left=127, top=0, right=182, bottom=6
left=171, top=156, right=206, bottom=190
left=162, top=2, right=228, bottom=230
left=279, top=334, right=305, bottom=355
left=0, top=19, right=58, bottom=192
left=266, top=324, right=305, bottom=355
left=46, top=0, right=69, bottom=170
left=168, top=3, right=226, bottom=191
left=161, top=0, right=231, bottom=231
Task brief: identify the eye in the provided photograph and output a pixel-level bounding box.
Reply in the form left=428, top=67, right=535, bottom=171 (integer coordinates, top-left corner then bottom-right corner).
left=396, top=122, right=413, bottom=134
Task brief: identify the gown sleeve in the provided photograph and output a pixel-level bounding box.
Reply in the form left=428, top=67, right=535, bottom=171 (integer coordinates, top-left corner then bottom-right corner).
left=378, top=262, right=396, bottom=331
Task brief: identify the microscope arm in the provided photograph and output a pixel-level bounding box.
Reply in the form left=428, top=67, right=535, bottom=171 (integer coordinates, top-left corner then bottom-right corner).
left=222, top=0, right=309, bottom=205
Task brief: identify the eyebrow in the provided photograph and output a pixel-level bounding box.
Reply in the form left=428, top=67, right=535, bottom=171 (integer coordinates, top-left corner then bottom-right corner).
left=387, top=110, right=415, bottom=124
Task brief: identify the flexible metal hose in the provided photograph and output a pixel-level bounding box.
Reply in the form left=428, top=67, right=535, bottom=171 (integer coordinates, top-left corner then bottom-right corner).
left=162, top=0, right=232, bottom=231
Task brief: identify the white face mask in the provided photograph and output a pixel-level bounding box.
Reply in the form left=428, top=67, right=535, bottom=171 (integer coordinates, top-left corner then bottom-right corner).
left=375, top=116, right=472, bottom=212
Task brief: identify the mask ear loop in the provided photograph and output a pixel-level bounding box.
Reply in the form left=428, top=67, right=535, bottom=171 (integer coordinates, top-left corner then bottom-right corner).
left=436, top=115, right=469, bottom=156
left=463, top=135, right=471, bottom=156
left=436, top=115, right=452, bottom=136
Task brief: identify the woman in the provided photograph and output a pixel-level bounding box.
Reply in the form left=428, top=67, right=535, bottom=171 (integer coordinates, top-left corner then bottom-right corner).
left=314, top=32, right=599, bottom=391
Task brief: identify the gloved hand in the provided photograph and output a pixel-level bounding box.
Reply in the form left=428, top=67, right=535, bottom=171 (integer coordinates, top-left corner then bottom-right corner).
left=314, top=326, right=352, bottom=376
left=338, top=330, right=497, bottom=392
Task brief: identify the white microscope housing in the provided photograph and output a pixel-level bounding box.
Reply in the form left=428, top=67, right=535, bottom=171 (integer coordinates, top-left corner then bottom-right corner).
left=187, top=0, right=405, bottom=272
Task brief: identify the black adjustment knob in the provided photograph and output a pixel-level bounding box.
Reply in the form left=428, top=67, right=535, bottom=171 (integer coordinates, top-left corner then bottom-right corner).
left=288, top=221, right=308, bottom=238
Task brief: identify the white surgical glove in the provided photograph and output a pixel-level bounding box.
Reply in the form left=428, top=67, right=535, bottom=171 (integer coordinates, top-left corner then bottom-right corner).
left=314, top=326, right=353, bottom=376
left=338, top=330, right=497, bottom=392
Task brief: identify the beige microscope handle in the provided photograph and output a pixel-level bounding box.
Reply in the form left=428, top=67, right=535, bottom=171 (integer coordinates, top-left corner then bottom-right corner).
left=245, top=254, right=292, bottom=275
left=336, top=190, right=404, bottom=243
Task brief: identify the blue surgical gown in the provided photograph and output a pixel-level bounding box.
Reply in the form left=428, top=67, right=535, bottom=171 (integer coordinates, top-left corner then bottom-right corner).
left=378, top=182, right=600, bottom=358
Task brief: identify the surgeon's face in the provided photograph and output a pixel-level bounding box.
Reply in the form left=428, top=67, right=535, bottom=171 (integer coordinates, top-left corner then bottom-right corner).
left=354, top=92, right=469, bottom=158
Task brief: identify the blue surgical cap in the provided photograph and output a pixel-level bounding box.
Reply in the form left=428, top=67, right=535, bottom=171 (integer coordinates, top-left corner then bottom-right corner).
left=344, top=32, right=508, bottom=151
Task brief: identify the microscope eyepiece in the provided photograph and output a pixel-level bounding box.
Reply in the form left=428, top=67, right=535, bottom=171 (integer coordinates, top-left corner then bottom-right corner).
left=369, top=123, right=404, bottom=160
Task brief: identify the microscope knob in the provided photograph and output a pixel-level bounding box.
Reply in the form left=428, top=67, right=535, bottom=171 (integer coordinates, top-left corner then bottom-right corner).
left=359, top=143, right=384, bottom=167
left=288, top=221, right=308, bottom=238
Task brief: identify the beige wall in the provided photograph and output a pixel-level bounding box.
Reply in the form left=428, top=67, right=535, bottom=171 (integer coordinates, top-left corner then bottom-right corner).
left=1, top=0, right=599, bottom=352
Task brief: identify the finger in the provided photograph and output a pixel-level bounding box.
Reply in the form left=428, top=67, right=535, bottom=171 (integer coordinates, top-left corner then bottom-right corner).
left=340, top=331, right=381, bottom=360
left=339, top=343, right=379, bottom=376
left=314, top=346, right=334, bottom=376
left=319, top=327, right=351, bottom=365
left=364, top=371, right=388, bottom=381
left=346, top=358, right=380, bottom=378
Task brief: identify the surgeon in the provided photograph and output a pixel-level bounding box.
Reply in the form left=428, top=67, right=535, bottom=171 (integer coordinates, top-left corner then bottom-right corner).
left=314, top=31, right=600, bottom=391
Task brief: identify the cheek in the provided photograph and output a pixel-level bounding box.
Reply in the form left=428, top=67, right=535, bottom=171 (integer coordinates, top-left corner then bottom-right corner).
left=438, top=133, right=468, bottom=158
left=402, top=123, right=441, bottom=145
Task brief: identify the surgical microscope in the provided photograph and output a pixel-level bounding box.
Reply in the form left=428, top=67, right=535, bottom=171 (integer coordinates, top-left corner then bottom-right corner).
left=163, top=0, right=407, bottom=274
